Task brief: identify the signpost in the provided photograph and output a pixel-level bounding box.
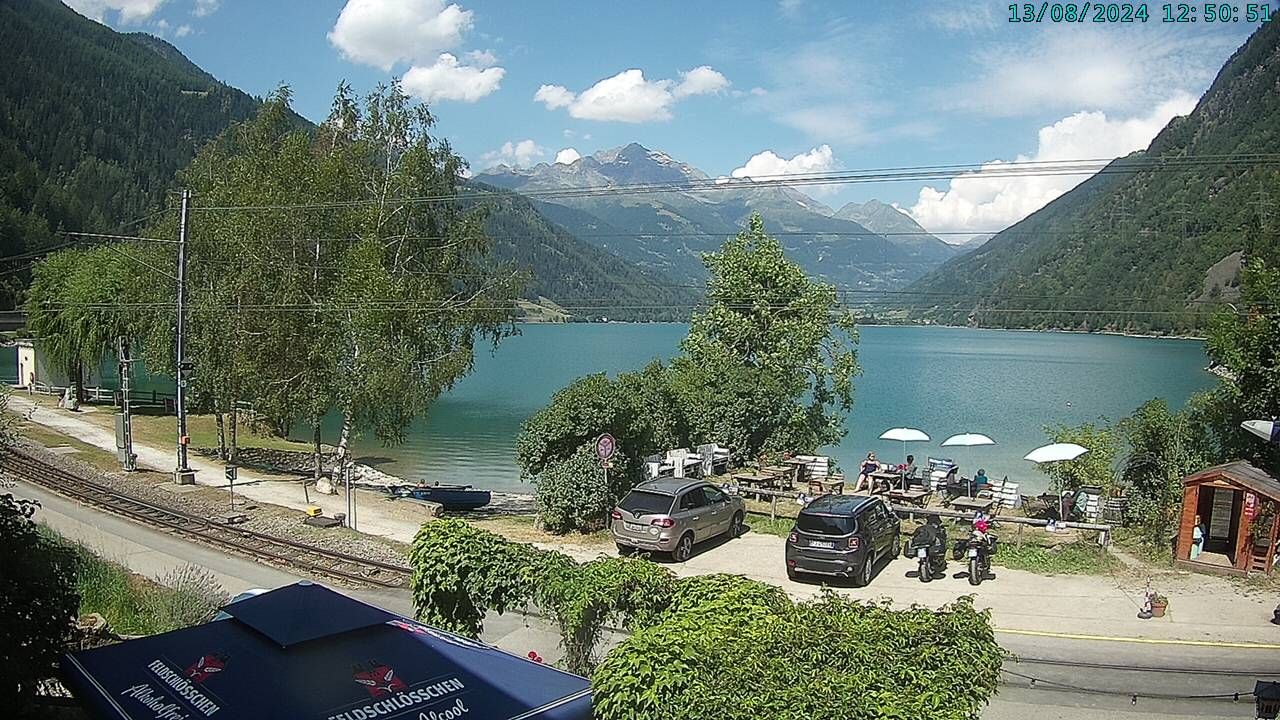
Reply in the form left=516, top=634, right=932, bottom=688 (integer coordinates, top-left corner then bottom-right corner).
left=596, top=433, right=617, bottom=493
left=225, top=465, right=237, bottom=510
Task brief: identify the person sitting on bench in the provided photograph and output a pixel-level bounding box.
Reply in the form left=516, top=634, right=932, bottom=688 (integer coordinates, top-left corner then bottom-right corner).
left=855, top=452, right=879, bottom=493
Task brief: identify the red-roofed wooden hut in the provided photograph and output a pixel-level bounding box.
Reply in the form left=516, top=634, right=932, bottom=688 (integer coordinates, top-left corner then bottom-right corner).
left=1176, top=461, right=1280, bottom=576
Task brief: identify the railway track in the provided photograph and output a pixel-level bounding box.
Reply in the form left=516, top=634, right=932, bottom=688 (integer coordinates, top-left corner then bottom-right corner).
left=2, top=449, right=412, bottom=589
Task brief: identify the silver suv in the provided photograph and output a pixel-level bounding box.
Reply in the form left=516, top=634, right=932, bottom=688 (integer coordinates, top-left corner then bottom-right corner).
left=611, top=479, right=746, bottom=562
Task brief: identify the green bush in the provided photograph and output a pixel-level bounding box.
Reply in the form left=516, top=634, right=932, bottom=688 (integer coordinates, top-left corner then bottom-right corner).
left=656, top=573, right=790, bottom=625
left=141, top=565, right=229, bottom=633
left=592, top=593, right=1003, bottom=720
left=1, top=496, right=79, bottom=710
left=532, top=443, right=620, bottom=534
left=535, top=556, right=676, bottom=674
left=408, top=519, right=557, bottom=638
left=517, top=362, right=688, bottom=534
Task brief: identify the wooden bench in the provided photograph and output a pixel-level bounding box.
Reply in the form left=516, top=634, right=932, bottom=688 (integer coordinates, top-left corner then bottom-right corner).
left=807, top=475, right=845, bottom=495
left=948, top=496, right=995, bottom=514
left=886, top=488, right=930, bottom=507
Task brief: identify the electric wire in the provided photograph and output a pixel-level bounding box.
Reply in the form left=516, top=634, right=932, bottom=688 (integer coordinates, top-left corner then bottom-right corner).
left=188, top=154, right=1280, bottom=212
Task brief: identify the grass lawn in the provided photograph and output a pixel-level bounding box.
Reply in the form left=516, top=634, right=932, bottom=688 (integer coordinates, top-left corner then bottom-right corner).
left=469, top=514, right=613, bottom=546
left=126, top=412, right=312, bottom=454
left=744, top=511, right=795, bottom=538
left=39, top=525, right=228, bottom=636
left=10, top=413, right=126, bottom=474
left=991, top=537, right=1120, bottom=575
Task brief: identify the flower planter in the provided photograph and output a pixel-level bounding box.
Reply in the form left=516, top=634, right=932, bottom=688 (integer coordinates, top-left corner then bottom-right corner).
left=1150, top=601, right=1168, bottom=618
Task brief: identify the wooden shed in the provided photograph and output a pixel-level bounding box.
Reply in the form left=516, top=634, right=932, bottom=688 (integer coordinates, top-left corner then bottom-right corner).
left=1176, top=461, right=1280, bottom=576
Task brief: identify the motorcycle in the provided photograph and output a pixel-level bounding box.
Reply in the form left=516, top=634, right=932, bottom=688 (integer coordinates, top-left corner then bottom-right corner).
left=952, top=518, right=997, bottom=586
left=905, top=521, right=948, bottom=583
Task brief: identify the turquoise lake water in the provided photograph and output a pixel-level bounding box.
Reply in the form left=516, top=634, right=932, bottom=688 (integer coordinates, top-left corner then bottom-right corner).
left=321, top=324, right=1214, bottom=495
left=4, top=325, right=1215, bottom=495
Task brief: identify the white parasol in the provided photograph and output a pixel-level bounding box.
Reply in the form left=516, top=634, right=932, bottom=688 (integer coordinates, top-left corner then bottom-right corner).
left=941, top=433, right=996, bottom=496
left=1242, top=420, right=1279, bottom=444
left=879, top=428, right=930, bottom=489
left=1023, top=443, right=1089, bottom=464
left=1024, top=442, right=1091, bottom=520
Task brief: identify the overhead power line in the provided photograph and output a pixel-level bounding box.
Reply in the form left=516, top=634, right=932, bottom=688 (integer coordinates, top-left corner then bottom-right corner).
left=189, top=154, right=1280, bottom=212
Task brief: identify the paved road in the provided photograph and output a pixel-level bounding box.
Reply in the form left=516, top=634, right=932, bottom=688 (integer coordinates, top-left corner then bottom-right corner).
left=18, top=479, right=1277, bottom=719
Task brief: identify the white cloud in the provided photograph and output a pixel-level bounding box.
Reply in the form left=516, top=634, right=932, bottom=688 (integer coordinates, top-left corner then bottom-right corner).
left=192, top=0, right=219, bottom=17
left=534, top=84, right=576, bottom=110
left=554, top=148, right=581, bottom=165
left=175, top=23, right=192, bottom=37
left=905, top=94, right=1197, bottom=241
left=65, top=0, right=166, bottom=23
left=728, top=145, right=839, bottom=195
left=731, top=145, right=836, bottom=180
left=778, top=0, right=804, bottom=16
left=465, top=49, right=497, bottom=67
left=481, top=140, right=546, bottom=168
left=534, top=66, right=730, bottom=123
left=947, top=28, right=1236, bottom=116
left=328, top=0, right=473, bottom=71
left=402, top=53, right=504, bottom=102
left=673, top=66, right=730, bottom=98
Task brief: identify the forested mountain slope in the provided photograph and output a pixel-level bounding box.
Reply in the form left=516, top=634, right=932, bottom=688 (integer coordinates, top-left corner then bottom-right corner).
left=0, top=0, right=273, bottom=305
left=905, top=16, right=1280, bottom=334
left=0, top=0, right=693, bottom=320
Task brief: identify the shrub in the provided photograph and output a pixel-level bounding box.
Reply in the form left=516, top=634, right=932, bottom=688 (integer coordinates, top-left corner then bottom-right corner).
left=517, top=362, right=688, bottom=534
left=142, top=565, right=229, bottom=632
left=655, top=573, right=789, bottom=626
left=532, top=443, right=620, bottom=533
left=534, top=556, right=676, bottom=674
left=1, top=495, right=79, bottom=709
left=591, top=592, right=1003, bottom=720
left=408, top=519, right=554, bottom=638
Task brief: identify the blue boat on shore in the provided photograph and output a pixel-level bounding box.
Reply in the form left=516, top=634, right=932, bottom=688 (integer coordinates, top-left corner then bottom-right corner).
left=391, top=483, right=492, bottom=511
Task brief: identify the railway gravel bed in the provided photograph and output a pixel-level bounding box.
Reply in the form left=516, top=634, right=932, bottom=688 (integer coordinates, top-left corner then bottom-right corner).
left=3, top=444, right=412, bottom=588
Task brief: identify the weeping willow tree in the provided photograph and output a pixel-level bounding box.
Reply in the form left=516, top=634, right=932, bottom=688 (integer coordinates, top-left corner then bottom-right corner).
left=25, top=82, right=523, bottom=486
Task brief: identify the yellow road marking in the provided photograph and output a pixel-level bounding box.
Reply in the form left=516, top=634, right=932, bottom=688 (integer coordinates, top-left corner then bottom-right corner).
left=997, top=627, right=1280, bottom=649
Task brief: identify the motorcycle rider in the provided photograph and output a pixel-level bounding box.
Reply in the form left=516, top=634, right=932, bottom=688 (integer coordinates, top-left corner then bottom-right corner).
left=908, top=514, right=949, bottom=580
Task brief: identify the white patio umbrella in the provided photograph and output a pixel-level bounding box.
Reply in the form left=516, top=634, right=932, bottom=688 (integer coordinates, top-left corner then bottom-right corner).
left=1023, top=443, right=1089, bottom=464
left=1024, top=442, right=1090, bottom=520
left=879, top=428, right=930, bottom=489
left=941, top=433, right=996, bottom=496
left=1242, top=420, right=1279, bottom=444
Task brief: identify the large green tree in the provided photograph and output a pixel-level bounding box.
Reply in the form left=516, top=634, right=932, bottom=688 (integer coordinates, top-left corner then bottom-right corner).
left=1118, top=399, right=1208, bottom=549
left=671, top=214, right=860, bottom=461
left=1201, top=258, right=1280, bottom=474
left=27, top=82, right=523, bottom=483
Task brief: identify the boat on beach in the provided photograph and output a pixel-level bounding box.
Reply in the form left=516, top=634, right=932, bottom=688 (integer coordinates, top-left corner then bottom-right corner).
left=390, top=483, right=492, bottom=511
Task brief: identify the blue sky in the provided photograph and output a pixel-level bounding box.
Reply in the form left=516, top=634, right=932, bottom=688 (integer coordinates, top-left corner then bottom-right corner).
left=70, top=0, right=1260, bottom=240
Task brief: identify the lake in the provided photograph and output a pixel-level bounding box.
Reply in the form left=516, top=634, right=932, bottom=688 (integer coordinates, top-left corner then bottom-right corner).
left=3, top=325, right=1215, bottom=495
left=323, top=324, right=1215, bottom=495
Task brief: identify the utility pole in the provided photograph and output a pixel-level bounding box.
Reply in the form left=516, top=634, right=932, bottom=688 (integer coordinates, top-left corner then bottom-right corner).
left=116, top=337, right=136, bottom=472
left=174, top=189, right=195, bottom=485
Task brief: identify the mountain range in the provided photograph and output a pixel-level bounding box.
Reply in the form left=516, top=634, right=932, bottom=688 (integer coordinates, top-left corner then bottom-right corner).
left=0, top=0, right=705, bottom=320
left=478, top=146, right=963, bottom=290
left=906, top=14, right=1280, bottom=334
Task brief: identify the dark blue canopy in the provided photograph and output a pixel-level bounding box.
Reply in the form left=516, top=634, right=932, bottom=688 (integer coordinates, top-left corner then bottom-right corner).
left=62, top=582, right=591, bottom=720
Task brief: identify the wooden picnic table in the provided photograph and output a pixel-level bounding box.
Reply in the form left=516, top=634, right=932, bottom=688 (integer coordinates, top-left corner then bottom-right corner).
left=948, top=496, right=995, bottom=513
left=885, top=488, right=929, bottom=507
left=807, top=477, right=845, bottom=496
left=732, top=472, right=778, bottom=487
left=761, top=464, right=797, bottom=488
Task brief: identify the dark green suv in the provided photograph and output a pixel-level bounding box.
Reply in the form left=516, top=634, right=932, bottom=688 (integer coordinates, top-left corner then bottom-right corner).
left=785, top=495, right=900, bottom=586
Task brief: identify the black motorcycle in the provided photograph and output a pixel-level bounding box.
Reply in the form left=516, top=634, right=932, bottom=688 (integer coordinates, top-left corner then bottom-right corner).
left=905, top=521, right=948, bottom=583
left=953, top=528, right=998, bottom=586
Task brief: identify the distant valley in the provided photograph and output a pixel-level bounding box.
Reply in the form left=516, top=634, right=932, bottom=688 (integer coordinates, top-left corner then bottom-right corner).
left=477, top=145, right=966, bottom=293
